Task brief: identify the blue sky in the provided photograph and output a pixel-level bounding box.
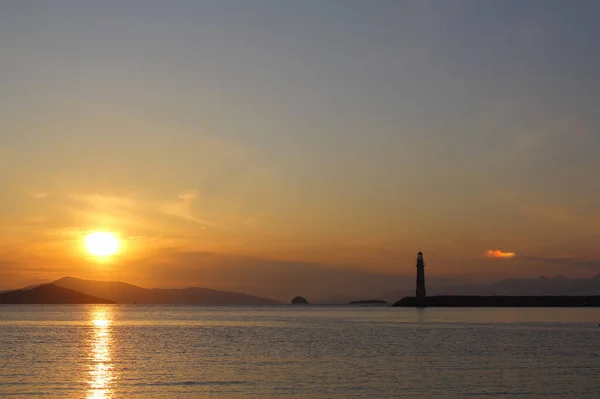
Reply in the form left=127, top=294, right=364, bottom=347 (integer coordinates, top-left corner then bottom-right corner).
left=1, top=1, right=599, bottom=291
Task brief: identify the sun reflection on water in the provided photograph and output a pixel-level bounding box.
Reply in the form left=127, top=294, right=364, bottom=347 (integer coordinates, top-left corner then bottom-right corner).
left=87, top=306, right=115, bottom=399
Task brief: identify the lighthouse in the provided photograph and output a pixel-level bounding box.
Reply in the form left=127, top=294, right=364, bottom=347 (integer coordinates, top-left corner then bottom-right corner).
left=416, top=251, right=426, bottom=306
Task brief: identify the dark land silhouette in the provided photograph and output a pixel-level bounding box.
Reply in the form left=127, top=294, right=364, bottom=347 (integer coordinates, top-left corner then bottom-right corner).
left=3, top=274, right=600, bottom=306
left=383, top=274, right=600, bottom=302
left=349, top=300, right=388, bottom=305
left=49, top=277, right=279, bottom=305
left=0, top=284, right=115, bottom=304
left=392, top=295, right=600, bottom=307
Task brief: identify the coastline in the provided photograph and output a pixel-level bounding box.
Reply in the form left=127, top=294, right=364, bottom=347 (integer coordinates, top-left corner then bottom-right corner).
left=392, top=295, right=600, bottom=307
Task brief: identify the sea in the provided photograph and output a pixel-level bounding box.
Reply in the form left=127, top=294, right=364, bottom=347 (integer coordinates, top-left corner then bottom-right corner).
left=0, top=305, right=598, bottom=398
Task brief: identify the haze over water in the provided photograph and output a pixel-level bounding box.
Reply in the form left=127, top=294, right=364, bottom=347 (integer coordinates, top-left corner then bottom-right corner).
left=1, top=305, right=598, bottom=398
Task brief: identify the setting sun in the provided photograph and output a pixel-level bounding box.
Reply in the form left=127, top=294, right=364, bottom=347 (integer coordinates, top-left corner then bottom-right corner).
left=85, top=232, right=120, bottom=257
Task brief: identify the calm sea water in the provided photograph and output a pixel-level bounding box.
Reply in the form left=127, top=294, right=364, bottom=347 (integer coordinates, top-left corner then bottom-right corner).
left=1, top=305, right=599, bottom=398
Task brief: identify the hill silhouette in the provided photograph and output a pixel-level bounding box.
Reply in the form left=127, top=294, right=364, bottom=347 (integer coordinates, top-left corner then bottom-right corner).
left=0, top=284, right=115, bottom=304
left=53, top=276, right=279, bottom=305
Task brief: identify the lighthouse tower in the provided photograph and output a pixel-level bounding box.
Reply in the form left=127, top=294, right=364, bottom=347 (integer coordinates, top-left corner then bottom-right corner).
left=416, top=251, right=426, bottom=306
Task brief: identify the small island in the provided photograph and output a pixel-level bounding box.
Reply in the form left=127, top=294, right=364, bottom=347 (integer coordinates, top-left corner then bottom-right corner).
left=349, top=300, right=388, bottom=305
left=392, top=295, right=600, bottom=307
left=291, top=296, right=309, bottom=305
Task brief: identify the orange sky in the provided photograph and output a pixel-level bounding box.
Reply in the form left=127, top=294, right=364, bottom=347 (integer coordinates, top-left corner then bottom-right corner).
left=1, top=2, right=600, bottom=296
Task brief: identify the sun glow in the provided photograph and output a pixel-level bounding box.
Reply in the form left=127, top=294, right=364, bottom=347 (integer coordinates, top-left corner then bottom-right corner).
left=85, top=232, right=120, bottom=257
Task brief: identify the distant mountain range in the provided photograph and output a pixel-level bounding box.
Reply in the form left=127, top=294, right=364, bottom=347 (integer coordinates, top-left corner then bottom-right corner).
left=52, top=277, right=279, bottom=305
left=0, top=284, right=115, bottom=304
left=0, top=277, right=279, bottom=305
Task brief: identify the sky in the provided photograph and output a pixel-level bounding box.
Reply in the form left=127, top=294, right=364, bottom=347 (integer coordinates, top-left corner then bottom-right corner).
left=1, top=1, right=599, bottom=297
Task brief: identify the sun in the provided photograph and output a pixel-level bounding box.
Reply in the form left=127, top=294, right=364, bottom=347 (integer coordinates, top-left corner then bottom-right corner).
left=85, top=232, right=120, bottom=257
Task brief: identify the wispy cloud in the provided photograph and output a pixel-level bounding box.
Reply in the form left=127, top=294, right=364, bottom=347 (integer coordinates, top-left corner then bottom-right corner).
left=161, top=190, right=214, bottom=227
left=486, top=249, right=516, bottom=258
left=68, top=193, right=135, bottom=208
left=68, top=190, right=216, bottom=229
left=177, top=190, right=200, bottom=201
left=27, top=191, right=48, bottom=199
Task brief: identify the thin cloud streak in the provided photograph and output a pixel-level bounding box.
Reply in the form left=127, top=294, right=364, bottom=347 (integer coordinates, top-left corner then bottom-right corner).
left=161, top=189, right=215, bottom=227
left=68, top=191, right=216, bottom=228
left=486, top=249, right=516, bottom=258
left=520, top=255, right=600, bottom=270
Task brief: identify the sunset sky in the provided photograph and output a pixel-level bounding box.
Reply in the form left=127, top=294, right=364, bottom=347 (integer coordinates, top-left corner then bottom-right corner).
left=1, top=1, right=599, bottom=297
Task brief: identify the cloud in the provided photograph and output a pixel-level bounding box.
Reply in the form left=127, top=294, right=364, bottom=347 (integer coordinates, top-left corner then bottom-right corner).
left=68, top=193, right=136, bottom=208
left=177, top=190, right=200, bottom=201
left=486, top=249, right=516, bottom=258
left=161, top=190, right=214, bottom=227
left=27, top=191, right=48, bottom=199
left=68, top=190, right=214, bottom=227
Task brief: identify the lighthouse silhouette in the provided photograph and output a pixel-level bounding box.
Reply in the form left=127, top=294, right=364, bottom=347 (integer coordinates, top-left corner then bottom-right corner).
left=416, top=251, right=426, bottom=307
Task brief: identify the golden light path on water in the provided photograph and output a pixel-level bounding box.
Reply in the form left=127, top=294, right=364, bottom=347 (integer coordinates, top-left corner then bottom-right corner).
left=87, top=306, right=115, bottom=399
